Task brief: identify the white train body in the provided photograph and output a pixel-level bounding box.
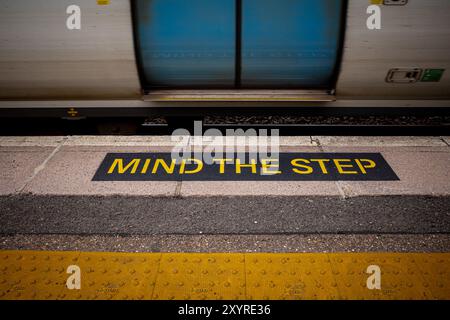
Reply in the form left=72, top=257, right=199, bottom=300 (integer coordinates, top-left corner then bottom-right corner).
left=0, top=0, right=449, bottom=111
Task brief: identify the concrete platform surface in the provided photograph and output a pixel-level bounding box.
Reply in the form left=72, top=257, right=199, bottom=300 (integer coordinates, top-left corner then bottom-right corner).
left=0, top=136, right=449, bottom=236
left=0, top=135, right=449, bottom=197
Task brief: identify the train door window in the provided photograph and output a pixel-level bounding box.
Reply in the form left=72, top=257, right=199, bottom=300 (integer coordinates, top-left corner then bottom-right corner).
left=134, top=0, right=236, bottom=89
left=241, top=0, right=344, bottom=89
left=133, top=0, right=345, bottom=92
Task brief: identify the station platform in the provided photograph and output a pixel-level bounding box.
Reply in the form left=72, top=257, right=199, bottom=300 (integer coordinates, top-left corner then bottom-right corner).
left=0, top=135, right=449, bottom=300
left=0, top=136, right=449, bottom=235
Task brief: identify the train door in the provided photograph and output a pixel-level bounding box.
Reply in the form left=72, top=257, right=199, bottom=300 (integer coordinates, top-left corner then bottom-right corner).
left=133, top=0, right=236, bottom=88
left=133, top=0, right=345, bottom=91
left=241, top=0, right=344, bottom=89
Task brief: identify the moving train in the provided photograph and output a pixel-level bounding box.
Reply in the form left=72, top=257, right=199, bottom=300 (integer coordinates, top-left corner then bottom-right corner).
left=0, top=0, right=449, bottom=117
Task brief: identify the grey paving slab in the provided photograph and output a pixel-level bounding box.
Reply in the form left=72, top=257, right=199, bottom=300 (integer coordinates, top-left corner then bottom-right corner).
left=278, top=136, right=317, bottom=146
left=321, top=146, right=450, bottom=196
left=314, top=136, right=447, bottom=147
left=0, top=146, right=56, bottom=195
left=188, top=136, right=315, bottom=147
left=54, top=145, right=180, bottom=153
left=0, top=136, right=65, bottom=147
left=65, top=135, right=190, bottom=147
left=23, top=146, right=178, bottom=196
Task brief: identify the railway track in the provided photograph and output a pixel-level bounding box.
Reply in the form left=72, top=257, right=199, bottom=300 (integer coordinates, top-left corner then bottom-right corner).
left=0, top=116, right=449, bottom=136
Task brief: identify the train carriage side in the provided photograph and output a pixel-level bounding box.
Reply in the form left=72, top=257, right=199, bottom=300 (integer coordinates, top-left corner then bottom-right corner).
left=0, top=0, right=449, bottom=111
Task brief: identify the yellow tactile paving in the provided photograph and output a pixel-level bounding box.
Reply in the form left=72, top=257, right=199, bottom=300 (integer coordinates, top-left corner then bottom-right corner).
left=414, top=255, right=450, bottom=300
left=245, top=254, right=338, bottom=300
left=0, top=251, right=449, bottom=300
left=62, top=252, right=161, bottom=300
left=153, top=254, right=246, bottom=300
left=328, top=254, right=433, bottom=300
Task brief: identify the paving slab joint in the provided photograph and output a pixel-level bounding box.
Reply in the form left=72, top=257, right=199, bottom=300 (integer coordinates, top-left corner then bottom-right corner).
left=440, top=137, right=450, bottom=147
left=311, top=137, right=353, bottom=200
left=16, top=137, right=69, bottom=193
left=174, top=181, right=183, bottom=198
left=310, top=136, right=321, bottom=148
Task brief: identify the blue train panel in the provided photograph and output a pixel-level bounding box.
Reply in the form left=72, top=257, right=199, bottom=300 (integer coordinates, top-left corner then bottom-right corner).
left=134, top=0, right=236, bottom=89
left=241, top=0, right=344, bottom=88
